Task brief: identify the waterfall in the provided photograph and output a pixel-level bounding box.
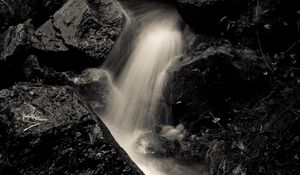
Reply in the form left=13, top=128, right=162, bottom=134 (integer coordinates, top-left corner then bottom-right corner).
left=104, top=15, right=182, bottom=133
left=100, top=2, right=207, bottom=175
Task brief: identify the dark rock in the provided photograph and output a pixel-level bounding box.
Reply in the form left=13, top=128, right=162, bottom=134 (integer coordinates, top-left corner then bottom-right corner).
left=22, top=55, right=113, bottom=114
left=0, top=20, right=34, bottom=89
left=72, top=69, right=113, bottom=115
left=0, top=0, right=67, bottom=33
left=167, top=41, right=270, bottom=126
left=176, top=0, right=244, bottom=32
left=31, top=19, right=68, bottom=52
left=0, top=19, right=34, bottom=61
left=0, top=83, right=143, bottom=175
left=22, top=55, right=74, bottom=85
left=22, top=57, right=113, bottom=114
left=32, top=0, right=124, bottom=63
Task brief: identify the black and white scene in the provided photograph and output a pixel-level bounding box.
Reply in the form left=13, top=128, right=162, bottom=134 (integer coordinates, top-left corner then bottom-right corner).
left=0, top=0, right=299, bottom=174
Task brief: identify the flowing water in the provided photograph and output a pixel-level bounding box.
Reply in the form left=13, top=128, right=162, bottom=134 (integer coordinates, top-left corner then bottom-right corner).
left=101, top=2, right=208, bottom=175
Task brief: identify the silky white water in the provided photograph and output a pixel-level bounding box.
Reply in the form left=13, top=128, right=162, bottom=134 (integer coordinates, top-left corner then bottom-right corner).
left=101, top=3, right=207, bottom=175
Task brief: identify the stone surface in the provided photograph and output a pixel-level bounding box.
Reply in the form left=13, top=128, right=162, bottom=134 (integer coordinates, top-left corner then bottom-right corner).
left=32, top=0, right=124, bottom=63
left=0, top=83, right=143, bottom=175
left=72, top=68, right=113, bottom=115
left=0, top=20, right=34, bottom=61
left=166, top=41, right=270, bottom=125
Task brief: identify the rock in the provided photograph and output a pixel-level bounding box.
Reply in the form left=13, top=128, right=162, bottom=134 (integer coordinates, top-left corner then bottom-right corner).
left=0, top=83, right=143, bottom=175
left=0, top=19, right=34, bottom=61
left=134, top=131, right=208, bottom=162
left=22, top=55, right=74, bottom=85
left=0, top=0, right=67, bottom=33
left=31, top=19, right=69, bottom=52
left=167, top=41, right=270, bottom=126
left=32, top=0, right=124, bottom=63
left=72, top=68, right=113, bottom=114
left=0, top=20, right=34, bottom=89
left=134, top=132, right=181, bottom=158
left=176, top=0, right=244, bottom=32
left=22, top=56, right=113, bottom=112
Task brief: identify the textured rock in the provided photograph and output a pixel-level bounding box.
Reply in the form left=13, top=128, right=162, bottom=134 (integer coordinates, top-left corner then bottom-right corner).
left=0, top=20, right=34, bottom=61
left=31, top=19, right=69, bottom=52
left=0, top=83, right=143, bottom=175
left=32, top=0, right=124, bottom=63
left=72, top=69, right=113, bottom=115
left=167, top=41, right=270, bottom=125
left=22, top=57, right=113, bottom=114
left=0, top=0, right=67, bottom=33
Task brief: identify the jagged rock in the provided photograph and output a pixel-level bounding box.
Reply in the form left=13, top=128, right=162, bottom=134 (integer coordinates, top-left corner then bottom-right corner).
left=0, top=83, right=143, bottom=175
left=167, top=41, right=270, bottom=125
left=0, top=20, right=34, bottom=61
left=176, top=0, right=244, bottom=32
left=0, top=0, right=67, bottom=33
left=32, top=0, right=124, bottom=63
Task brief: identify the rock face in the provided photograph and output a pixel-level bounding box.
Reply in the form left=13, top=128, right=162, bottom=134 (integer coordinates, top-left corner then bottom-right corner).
left=32, top=0, right=124, bottom=63
left=0, top=83, right=143, bottom=175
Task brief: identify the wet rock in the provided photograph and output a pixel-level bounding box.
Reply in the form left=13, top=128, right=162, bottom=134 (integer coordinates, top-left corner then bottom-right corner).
left=134, top=131, right=208, bottom=162
left=0, top=20, right=34, bottom=61
left=167, top=41, right=270, bottom=125
left=32, top=0, right=124, bottom=63
left=176, top=0, right=244, bottom=32
left=72, top=69, right=113, bottom=114
left=0, top=0, right=67, bottom=33
left=0, top=83, right=143, bottom=175
left=135, top=132, right=181, bottom=158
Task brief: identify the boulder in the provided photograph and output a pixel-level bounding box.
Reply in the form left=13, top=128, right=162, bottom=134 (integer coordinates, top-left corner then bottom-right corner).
left=0, top=83, right=143, bottom=175
left=166, top=41, right=270, bottom=126
left=32, top=0, right=124, bottom=63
